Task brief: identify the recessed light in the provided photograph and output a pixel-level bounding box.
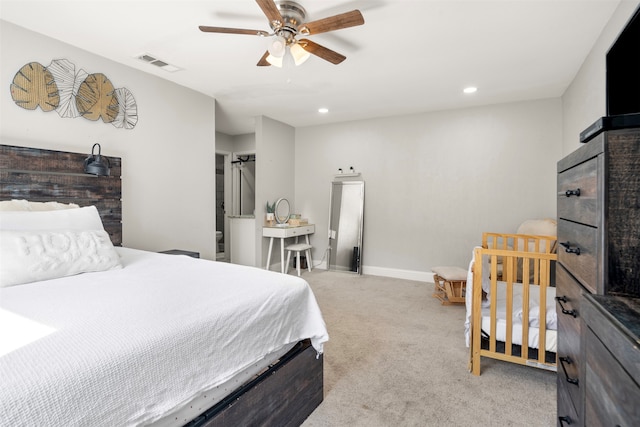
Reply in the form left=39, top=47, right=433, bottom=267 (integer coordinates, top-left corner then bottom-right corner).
left=318, top=108, right=329, bottom=114
left=463, top=87, right=478, bottom=94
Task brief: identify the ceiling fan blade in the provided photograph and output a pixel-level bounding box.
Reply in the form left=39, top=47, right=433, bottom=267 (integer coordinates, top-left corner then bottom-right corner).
left=298, top=39, right=346, bottom=65
left=255, top=0, right=283, bottom=25
left=199, top=26, right=269, bottom=36
left=257, top=51, right=271, bottom=66
left=300, top=10, right=364, bottom=36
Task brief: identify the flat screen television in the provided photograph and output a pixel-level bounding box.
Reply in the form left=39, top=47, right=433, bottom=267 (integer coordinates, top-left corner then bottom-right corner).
left=606, top=5, right=640, bottom=116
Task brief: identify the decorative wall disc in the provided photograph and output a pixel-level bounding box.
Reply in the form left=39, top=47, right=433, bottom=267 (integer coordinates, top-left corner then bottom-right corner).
left=76, top=73, right=118, bottom=122
left=10, top=62, right=60, bottom=111
left=9, top=59, right=138, bottom=129
left=112, top=87, right=138, bottom=129
left=47, top=59, right=88, bottom=118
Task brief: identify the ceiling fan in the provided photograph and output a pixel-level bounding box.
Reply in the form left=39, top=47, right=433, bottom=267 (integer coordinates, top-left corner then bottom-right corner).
left=199, top=0, right=365, bottom=67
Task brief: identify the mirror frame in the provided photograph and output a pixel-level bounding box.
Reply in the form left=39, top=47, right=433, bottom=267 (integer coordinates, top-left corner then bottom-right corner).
left=274, top=197, right=291, bottom=224
left=327, top=180, right=365, bottom=274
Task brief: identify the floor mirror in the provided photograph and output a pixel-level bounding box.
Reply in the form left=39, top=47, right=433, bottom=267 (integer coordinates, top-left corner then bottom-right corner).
left=328, top=180, right=364, bottom=274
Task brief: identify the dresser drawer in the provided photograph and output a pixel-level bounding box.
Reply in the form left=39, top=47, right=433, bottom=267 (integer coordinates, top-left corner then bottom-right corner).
left=290, top=225, right=314, bottom=236
left=263, top=224, right=315, bottom=238
left=557, top=377, right=580, bottom=427
left=558, top=219, right=598, bottom=293
left=557, top=156, right=599, bottom=227
left=556, top=264, right=583, bottom=412
left=584, top=327, right=640, bottom=426
left=582, top=294, right=640, bottom=426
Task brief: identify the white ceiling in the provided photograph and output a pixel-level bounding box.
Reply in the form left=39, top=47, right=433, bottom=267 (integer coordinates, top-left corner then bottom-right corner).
left=0, top=0, right=622, bottom=135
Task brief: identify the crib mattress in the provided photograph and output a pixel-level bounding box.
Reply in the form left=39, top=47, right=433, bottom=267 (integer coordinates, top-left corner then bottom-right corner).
left=480, top=314, right=557, bottom=352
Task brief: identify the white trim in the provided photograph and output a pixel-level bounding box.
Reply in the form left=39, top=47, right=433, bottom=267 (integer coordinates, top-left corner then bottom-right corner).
left=304, top=260, right=437, bottom=283
left=362, top=266, right=434, bottom=283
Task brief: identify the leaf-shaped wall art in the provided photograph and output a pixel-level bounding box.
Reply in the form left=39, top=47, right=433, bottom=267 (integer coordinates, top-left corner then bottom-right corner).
left=75, top=73, right=119, bottom=123
left=47, top=59, right=89, bottom=118
left=10, top=62, right=60, bottom=111
left=10, top=60, right=137, bottom=129
left=112, top=87, right=138, bottom=129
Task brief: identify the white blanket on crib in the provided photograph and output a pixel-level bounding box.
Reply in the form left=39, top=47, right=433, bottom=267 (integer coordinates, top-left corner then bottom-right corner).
left=464, top=248, right=557, bottom=347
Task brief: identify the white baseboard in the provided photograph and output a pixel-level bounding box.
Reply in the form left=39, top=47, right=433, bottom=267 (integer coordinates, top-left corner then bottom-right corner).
left=362, top=266, right=435, bottom=283
left=277, top=258, right=436, bottom=283
left=314, top=260, right=328, bottom=270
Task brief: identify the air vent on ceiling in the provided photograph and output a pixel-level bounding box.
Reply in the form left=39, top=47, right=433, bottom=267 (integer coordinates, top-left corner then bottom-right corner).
left=136, top=53, right=181, bottom=72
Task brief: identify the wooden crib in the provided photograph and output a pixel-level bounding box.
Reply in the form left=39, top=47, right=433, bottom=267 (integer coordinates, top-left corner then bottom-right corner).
left=468, top=232, right=558, bottom=375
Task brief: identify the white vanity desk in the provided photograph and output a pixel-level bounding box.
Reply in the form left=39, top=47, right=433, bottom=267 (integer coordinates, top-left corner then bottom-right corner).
left=263, top=224, right=315, bottom=273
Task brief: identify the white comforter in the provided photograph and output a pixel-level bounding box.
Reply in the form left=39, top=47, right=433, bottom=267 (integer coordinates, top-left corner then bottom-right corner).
left=0, top=247, right=329, bottom=427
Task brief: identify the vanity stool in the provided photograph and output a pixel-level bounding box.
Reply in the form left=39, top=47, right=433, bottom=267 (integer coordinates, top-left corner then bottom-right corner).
left=432, top=266, right=467, bottom=305
left=285, top=243, right=313, bottom=276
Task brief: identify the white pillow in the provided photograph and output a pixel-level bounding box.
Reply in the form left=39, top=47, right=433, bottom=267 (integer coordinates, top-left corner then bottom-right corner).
left=0, top=229, right=122, bottom=287
left=0, top=205, right=104, bottom=231
left=0, top=199, right=80, bottom=211
left=27, top=201, right=80, bottom=211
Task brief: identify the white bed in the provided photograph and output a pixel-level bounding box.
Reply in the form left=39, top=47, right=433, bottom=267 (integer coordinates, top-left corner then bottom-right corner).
left=0, top=145, right=329, bottom=426
left=0, top=242, right=328, bottom=426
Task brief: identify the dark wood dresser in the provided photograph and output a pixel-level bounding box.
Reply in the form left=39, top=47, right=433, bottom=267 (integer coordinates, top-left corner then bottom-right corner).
left=582, top=294, right=640, bottom=425
left=556, top=128, right=640, bottom=426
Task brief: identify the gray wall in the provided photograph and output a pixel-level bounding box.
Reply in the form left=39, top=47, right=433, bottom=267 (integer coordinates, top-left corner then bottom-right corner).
left=295, top=99, right=562, bottom=280
left=256, top=116, right=296, bottom=268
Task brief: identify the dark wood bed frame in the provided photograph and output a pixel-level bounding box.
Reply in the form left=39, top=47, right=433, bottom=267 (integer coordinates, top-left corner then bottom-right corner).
left=0, top=143, right=324, bottom=426
left=0, top=144, right=123, bottom=245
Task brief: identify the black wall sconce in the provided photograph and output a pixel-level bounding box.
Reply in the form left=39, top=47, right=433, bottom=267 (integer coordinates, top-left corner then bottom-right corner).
left=83, top=143, right=110, bottom=176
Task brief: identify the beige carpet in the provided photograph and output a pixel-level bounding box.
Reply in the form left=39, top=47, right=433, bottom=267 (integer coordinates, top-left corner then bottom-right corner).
left=300, top=270, right=556, bottom=427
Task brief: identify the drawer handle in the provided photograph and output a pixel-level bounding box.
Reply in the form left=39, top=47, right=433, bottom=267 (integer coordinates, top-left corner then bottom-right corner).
left=558, top=416, right=573, bottom=426
left=559, top=356, right=579, bottom=386
left=560, top=188, right=580, bottom=197
left=560, top=241, right=581, bottom=255
left=555, top=296, right=577, bottom=318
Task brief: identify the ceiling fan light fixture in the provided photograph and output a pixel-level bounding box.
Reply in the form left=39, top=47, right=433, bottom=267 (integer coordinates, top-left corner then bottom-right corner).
left=268, top=35, right=287, bottom=58
left=266, top=54, right=283, bottom=68
left=290, top=43, right=311, bottom=66
left=199, top=1, right=365, bottom=67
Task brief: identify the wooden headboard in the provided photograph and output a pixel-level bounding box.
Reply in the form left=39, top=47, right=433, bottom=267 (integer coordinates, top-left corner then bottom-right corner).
left=0, top=144, right=122, bottom=245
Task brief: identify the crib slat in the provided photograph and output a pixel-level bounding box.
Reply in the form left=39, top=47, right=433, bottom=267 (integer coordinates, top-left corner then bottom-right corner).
left=505, top=255, right=514, bottom=355
left=471, top=247, right=485, bottom=375
left=538, top=259, right=548, bottom=364
left=521, top=257, right=531, bottom=360
left=490, top=254, right=498, bottom=354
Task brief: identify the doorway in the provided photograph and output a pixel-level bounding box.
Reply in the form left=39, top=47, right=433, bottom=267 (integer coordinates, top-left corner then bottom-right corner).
left=215, top=153, right=225, bottom=259
left=232, top=152, right=256, bottom=216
